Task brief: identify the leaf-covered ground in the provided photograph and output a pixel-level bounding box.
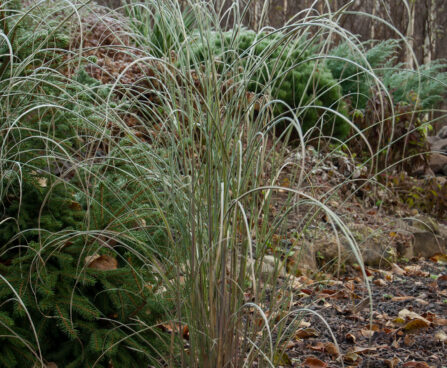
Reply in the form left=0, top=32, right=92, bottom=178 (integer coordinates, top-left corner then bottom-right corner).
left=279, top=258, right=447, bottom=368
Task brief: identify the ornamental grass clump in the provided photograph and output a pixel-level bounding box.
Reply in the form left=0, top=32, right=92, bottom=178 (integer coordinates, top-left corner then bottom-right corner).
left=3, top=0, right=445, bottom=367
left=123, top=1, right=372, bottom=366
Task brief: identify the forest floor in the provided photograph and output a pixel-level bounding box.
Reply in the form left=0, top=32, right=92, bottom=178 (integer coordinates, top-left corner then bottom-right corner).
left=281, top=258, right=447, bottom=368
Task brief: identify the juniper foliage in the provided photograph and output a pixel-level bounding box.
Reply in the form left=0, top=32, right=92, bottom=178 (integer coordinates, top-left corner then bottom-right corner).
left=0, top=3, right=169, bottom=367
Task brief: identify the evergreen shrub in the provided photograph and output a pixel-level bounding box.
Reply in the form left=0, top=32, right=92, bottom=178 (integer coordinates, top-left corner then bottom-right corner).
left=0, top=3, right=169, bottom=367
left=327, top=40, right=447, bottom=110
left=192, top=29, right=350, bottom=139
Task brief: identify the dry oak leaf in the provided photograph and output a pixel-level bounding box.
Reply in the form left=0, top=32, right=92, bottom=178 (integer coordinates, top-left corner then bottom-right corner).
left=303, top=356, right=328, bottom=368
left=296, top=328, right=319, bottom=339
left=324, top=342, right=340, bottom=358
left=391, top=263, right=405, bottom=275
left=384, top=357, right=401, bottom=368
left=86, top=254, right=118, bottom=270
left=398, top=309, right=430, bottom=325
left=435, top=330, right=447, bottom=342
left=403, top=318, right=430, bottom=332
left=402, top=362, right=430, bottom=368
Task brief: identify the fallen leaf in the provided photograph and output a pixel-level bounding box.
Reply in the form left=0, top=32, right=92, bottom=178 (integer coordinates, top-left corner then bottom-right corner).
left=392, top=263, right=405, bottom=275
left=85, top=254, right=100, bottom=264
left=324, top=342, right=339, bottom=358
left=86, top=255, right=118, bottom=271
left=430, top=253, right=447, bottom=263
left=404, top=334, right=415, bottom=346
left=320, top=289, right=340, bottom=298
left=398, top=309, right=431, bottom=325
left=303, top=356, right=328, bottom=368
left=308, top=341, right=325, bottom=352
left=391, top=296, right=414, bottom=302
left=380, top=269, right=394, bottom=281
left=384, top=357, right=400, bottom=368
left=360, top=329, right=375, bottom=338
left=273, top=351, right=292, bottom=366
left=346, top=333, right=356, bottom=343
left=403, top=318, right=430, bottom=332
left=402, top=362, right=430, bottom=368
left=404, top=265, right=429, bottom=277
left=434, top=317, right=447, bottom=326
left=414, top=298, right=429, bottom=305
left=351, top=347, right=373, bottom=355
left=282, top=340, right=297, bottom=349
left=435, top=330, right=447, bottom=342
left=299, top=320, right=312, bottom=328
left=301, top=288, right=314, bottom=295
left=394, top=317, right=406, bottom=324
left=182, top=325, right=189, bottom=340
left=296, top=328, right=319, bottom=339
left=374, top=278, right=387, bottom=286
left=343, top=351, right=360, bottom=364
left=37, top=177, right=48, bottom=187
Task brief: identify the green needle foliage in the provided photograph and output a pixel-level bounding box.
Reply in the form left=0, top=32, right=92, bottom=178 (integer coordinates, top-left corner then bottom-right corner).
left=327, top=39, right=447, bottom=110
left=327, top=39, right=399, bottom=109
left=0, top=2, right=170, bottom=367
left=192, top=29, right=350, bottom=139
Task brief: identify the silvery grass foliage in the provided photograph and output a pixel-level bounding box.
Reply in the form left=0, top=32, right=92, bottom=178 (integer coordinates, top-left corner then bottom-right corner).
left=120, top=1, right=375, bottom=367
left=0, top=0, right=442, bottom=366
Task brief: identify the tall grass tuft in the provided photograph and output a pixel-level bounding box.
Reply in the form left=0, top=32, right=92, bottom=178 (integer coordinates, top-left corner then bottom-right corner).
left=0, top=0, right=445, bottom=367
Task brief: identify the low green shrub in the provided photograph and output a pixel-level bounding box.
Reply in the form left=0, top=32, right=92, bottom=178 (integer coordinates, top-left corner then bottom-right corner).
left=383, top=60, right=447, bottom=109
left=192, top=29, right=350, bottom=139
left=327, top=40, right=447, bottom=110
left=327, top=39, right=398, bottom=109
left=379, top=172, right=447, bottom=220
left=0, top=3, right=170, bottom=367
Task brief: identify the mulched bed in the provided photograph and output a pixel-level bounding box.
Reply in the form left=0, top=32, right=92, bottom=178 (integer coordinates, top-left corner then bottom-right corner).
left=283, top=259, right=447, bottom=368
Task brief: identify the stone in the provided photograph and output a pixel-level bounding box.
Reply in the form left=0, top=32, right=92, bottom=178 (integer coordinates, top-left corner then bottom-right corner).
left=428, top=153, right=447, bottom=174
left=287, top=242, right=317, bottom=275
left=396, top=217, right=447, bottom=258
left=427, top=135, right=441, bottom=145
left=259, top=255, right=287, bottom=278
left=437, top=125, right=447, bottom=139
left=315, top=224, right=397, bottom=268
left=412, top=230, right=446, bottom=258
left=408, top=215, right=440, bottom=233
left=431, top=138, right=447, bottom=154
